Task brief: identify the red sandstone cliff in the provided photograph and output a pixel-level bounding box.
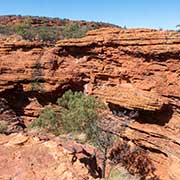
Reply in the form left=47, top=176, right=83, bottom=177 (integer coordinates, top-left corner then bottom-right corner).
left=0, top=27, right=180, bottom=179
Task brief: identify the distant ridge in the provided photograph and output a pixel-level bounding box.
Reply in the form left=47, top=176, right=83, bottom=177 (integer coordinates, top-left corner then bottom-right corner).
left=0, top=15, right=119, bottom=28
left=0, top=15, right=120, bottom=42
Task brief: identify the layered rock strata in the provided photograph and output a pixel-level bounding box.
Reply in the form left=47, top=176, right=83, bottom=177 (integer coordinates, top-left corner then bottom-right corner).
left=0, top=27, right=180, bottom=179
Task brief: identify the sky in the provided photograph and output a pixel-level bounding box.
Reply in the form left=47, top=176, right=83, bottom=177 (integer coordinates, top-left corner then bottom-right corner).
left=0, top=0, right=179, bottom=30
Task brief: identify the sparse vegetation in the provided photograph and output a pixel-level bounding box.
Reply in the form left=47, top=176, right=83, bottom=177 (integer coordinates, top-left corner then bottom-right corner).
left=57, top=90, right=105, bottom=141
left=29, top=89, right=159, bottom=179
left=0, top=22, right=94, bottom=42
left=110, top=140, right=160, bottom=180
left=31, top=79, right=44, bottom=92
left=96, top=129, right=114, bottom=178
left=62, top=22, right=95, bottom=39
left=107, top=167, right=137, bottom=180
left=30, top=90, right=106, bottom=140
left=14, top=18, right=32, bottom=39
left=0, top=16, right=119, bottom=42
left=0, top=25, right=14, bottom=35
left=0, top=122, right=8, bottom=134
left=29, top=90, right=116, bottom=178
left=29, top=106, right=61, bottom=135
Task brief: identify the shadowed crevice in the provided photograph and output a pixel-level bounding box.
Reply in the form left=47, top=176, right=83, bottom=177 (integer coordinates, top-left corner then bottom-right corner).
left=122, top=49, right=180, bottom=62
left=108, top=103, right=173, bottom=126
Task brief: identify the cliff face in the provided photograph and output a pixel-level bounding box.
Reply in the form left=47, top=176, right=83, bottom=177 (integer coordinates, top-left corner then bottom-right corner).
left=0, top=27, right=180, bottom=179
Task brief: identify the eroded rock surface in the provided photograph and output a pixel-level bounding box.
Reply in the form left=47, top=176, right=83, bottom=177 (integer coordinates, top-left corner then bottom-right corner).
left=0, top=98, right=25, bottom=134
left=0, top=133, right=100, bottom=180
left=0, top=27, right=180, bottom=179
left=92, top=83, right=168, bottom=111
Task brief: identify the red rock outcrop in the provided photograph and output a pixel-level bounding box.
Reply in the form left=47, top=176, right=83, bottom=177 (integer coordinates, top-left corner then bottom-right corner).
left=0, top=27, right=180, bottom=179
left=0, top=133, right=101, bottom=180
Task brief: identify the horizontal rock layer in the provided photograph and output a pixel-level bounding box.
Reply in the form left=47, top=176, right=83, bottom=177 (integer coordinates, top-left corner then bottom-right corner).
left=92, top=84, right=168, bottom=111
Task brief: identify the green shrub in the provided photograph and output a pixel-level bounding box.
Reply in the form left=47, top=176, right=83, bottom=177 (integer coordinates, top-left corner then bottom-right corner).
left=29, top=90, right=117, bottom=178
left=57, top=90, right=105, bottom=141
left=14, top=19, right=33, bottom=39
left=0, top=22, right=95, bottom=42
left=0, top=25, right=14, bottom=35
left=29, top=106, right=61, bottom=135
left=15, top=21, right=95, bottom=41
left=30, top=90, right=106, bottom=139
left=62, top=22, right=94, bottom=39
left=0, top=122, right=8, bottom=134
left=33, top=26, right=62, bottom=42
left=0, top=16, right=120, bottom=42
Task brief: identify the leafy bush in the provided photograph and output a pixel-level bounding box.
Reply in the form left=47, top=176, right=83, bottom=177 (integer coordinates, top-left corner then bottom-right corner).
left=0, top=22, right=116, bottom=42
left=62, top=22, right=95, bottom=39
left=29, top=106, right=61, bottom=135
left=0, top=21, right=95, bottom=42
left=0, top=122, right=8, bottom=134
left=30, top=90, right=106, bottom=140
left=32, top=26, right=62, bottom=42
left=57, top=90, right=105, bottom=141
left=109, top=141, right=160, bottom=180
left=0, top=25, right=14, bottom=35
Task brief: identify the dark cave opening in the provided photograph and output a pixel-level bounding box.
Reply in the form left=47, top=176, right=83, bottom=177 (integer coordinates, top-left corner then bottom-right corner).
left=0, top=84, right=30, bottom=116
left=136, top=104, right=173, bottom=126
left=0, top=80, right=86, bottom=117
left=108, top=103, right=173, bottom=126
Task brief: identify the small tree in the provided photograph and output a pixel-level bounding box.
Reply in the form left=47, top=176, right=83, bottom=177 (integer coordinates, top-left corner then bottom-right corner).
left=57, top=90, right=105, bottom=141
left=14, top=18, right=33, bottom=39
left=30, top=90, right=105, bottom=139
left=29, top=90, right=115, bottom=178
left=96, top=129, right=114, bottom=178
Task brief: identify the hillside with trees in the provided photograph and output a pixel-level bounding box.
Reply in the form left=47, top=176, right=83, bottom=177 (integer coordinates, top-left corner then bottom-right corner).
left=0, top=15, right=119, bottom=43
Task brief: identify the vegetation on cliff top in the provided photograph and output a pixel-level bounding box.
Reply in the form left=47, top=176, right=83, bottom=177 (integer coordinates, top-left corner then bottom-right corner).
left=0, top=15, right=119, bottom=42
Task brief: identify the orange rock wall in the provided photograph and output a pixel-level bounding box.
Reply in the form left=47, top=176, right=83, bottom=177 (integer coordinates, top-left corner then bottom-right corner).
left=0, top=27, right=180, bottom=179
